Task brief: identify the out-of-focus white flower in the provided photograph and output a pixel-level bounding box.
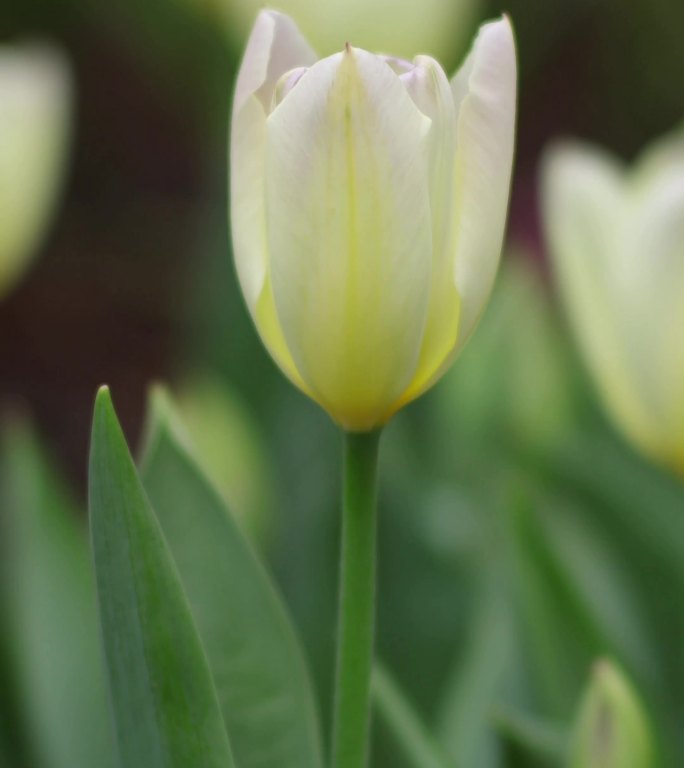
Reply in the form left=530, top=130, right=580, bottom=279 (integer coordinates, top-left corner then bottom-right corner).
left=196, top=0, right=482, bottom=67
left=543, top=131, right=684, bottom=474
left=0, top=43, right=72, bottom=299
left=230, top=10, right=517, bottom=431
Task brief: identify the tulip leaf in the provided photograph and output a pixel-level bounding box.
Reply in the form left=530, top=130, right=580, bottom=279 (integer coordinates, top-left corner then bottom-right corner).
left=88, top=387, right=234, bottom=768
left=492, top=706, right=567, bottom=764
left=372, top=662, right=450, bottom=768
left=436, top=570, right=512, bottom=768
left=506, top=486, right=609, bottom=719
left=139, top=386, right=323, bottom=768
left=0, top=649, right=22, bottom=768
left=0, top=415, right=113, bottom=768
left=547, top=434, right=683, bottom=763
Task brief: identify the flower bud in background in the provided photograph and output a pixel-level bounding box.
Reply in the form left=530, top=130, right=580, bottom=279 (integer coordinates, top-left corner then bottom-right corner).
left=543, top=132, right=684, bottom=475
left=0, top=44, right=72, bottom=300
left=174, top=376, right=274, bottom=547
left=568, top=660, right=655, bottom=768
left=192, top=0, right=481, bottom=69
left=230, top=10, right=517, bottom=432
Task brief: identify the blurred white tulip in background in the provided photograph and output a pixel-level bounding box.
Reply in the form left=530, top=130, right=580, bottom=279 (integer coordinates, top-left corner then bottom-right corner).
left=543, top=130, right=684, bottom=475
left=0, top=44, right=72, bottom=300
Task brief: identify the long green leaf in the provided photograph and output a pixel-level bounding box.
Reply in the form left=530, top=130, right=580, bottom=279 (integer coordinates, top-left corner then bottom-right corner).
left=373, top=662, right=451, bottom=768
left=506, top=488, right=607, bottom=720
left=436, top=571, right=511, bottom=768
left=88, top=386, right=234, bottom=768
left=1, top=415, right=112, bottom=768
left=139, top=387, right=323, bottom=768
left=547, top=434, right=684, bottom=763
left=492, top=706, right=567, bottom=763
left=508, top=483, right=658, bottom=723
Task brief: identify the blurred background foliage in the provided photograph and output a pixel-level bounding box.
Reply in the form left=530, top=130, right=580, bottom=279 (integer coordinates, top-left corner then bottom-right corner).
left=1, top=0, right=684, bottom=765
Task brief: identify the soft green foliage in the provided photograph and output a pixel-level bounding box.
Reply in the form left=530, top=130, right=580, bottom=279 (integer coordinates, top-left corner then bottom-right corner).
left=88, top=387, right=235, bottom=768
left=2, top=260, right=683, bottom=768
left=373, top=663, right=450, bottom=768
left=142, top=390, right=322, bottom=768
left=492, top=708, right=567, bottom=764
left=546, top=435, right=684, bottom=760
left=507, top=491, right=628, bottom=719
left=0, top=417, right=112, bottom=768
left=436, top=573, right=512, bottom=767
left=4, top=0, right=684, bottom=763
left=435, top=254, right=578, bottom=455
left=140, top=387, right=323, bottom=768
left=568, top=661, right=655, bottom=768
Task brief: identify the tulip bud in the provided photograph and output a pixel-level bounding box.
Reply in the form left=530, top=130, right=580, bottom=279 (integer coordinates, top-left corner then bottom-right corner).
left=0, top=44, right=72, bottom=299
left=568, top=660, right=655, bottom=768
left=230, top=11, right=517, bottom=431
left=543, top=132, right=684, bottom=474
left=173, top=376, right=273, bottom=545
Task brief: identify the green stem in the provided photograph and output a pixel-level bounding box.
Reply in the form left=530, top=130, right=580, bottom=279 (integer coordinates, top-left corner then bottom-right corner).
left=332, top=429, right=382, bottom=768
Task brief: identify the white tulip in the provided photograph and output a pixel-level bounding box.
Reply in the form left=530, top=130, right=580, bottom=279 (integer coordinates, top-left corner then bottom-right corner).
left=543, top=132, right=684, bottom=474
left=0, top=44, right=72, bottom=298
left=231, top=10, right=517, bottom=431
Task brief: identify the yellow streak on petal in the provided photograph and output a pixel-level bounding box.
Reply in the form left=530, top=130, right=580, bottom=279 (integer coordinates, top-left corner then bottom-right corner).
left=254, top=274, right=314, bottom=397
left=265, top=47, right=433, bottom=431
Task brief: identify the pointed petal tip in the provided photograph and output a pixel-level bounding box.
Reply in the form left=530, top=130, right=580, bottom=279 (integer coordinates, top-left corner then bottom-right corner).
left=254, top=7, right=300, bottom=32
left=484, top=13, right=516, bottom=46
left=469, top=13, right=516, bottom=58
left=541, top=140, right=623, bottom=188
left=249, top=7, right=276, bottom=36
left=540, top=139, right=576, bottom=174
left=338, top=42, right=361, bottom=74
left=450, top=13, right=517, bottom=92
left=254, top=8, right=281, bottom=25
left=342, top=41, right=358, bottom=61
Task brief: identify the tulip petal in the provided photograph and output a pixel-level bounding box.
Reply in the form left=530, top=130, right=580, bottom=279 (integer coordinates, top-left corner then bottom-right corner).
left=621, top=143, right=684, bottom=464
left=631, top=129, right=684, bottom=193
left=0, top=45, right=71, bottom=298
left=542, top=143, right=662, bottom=456
left=390, top=18, right=518, bottom=404
left=450, top=17, right=517, bottom=353
left=233, top=10, right=317, bottom=118
left=230, top=10, right=316, bottom=387
left=396, top=56, right=462, bottom=404
left=265, top=48, right=433, bottom=430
